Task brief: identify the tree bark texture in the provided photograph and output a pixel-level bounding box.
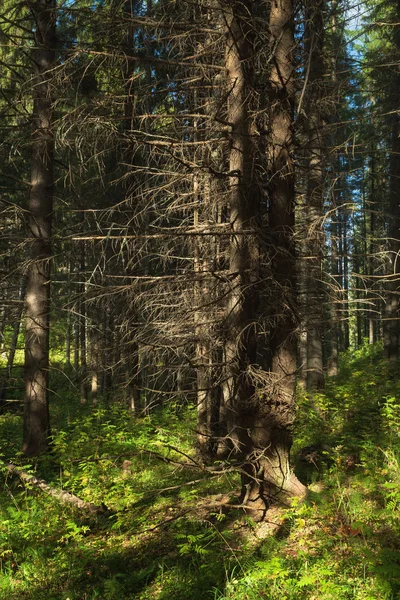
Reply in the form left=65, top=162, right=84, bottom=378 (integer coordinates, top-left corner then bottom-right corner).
left=304, top=0, right=325, bottom=392
left=246, top=0, right=306, bottom=512
left=384, top=39, right=400, bottom=360
left=219, top=0, right=258, bottom=460
left=22, top=0, right=56, bottom=456
left=194, top=176, right=217, bottom=460
left=219, top=0, right=306, bottom=517
left=0, top=276, right=27, bottom=406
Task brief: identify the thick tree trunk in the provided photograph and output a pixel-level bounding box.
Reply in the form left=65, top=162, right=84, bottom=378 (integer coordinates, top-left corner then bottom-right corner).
left=219, top=0, right=306, bottom=517
left=260, top=0, right=305, bottom=508
left=218, top=0, right=258, bottom=460
left=22, top=0, right=56, bottom=456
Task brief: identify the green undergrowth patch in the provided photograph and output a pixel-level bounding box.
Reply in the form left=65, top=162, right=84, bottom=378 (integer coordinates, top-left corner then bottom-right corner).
left=218, top=343, right=400, bottom=599
left=1, top=343, right=400, bottom=598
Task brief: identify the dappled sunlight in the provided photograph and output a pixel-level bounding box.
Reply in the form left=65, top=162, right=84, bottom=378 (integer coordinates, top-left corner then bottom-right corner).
left=0, top=345, right=400, bottom=598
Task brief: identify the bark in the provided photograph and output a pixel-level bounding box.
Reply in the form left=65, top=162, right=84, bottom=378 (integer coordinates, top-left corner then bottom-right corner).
left=0, top=277, right=27, bottom=406
left=6, top=463, right=106, bottom=513
left=90, top=322, right=100, bottom=401
left=194, top=149, right=218, bottom=459
left=79, top=230, right=88, bottom=403
left=0, top=304, right=7, bottom=352
left=194, top=199, right=215, bottom=459
left=22, top=0, right=56, bottom=457
left=73, top=315, right=79, bottom=373
left=328, top=209, right=339, bottom=376
left=368, top=165, right=376, bottom=344
left=304, top=0, right=325, bottom=392
left=244, top=0, right=307, bottom=514
left=218, top=0, right=306, bottom=517
left=328, top=0, right=342, bottom=377
left=120, top=0, right=142, bottom=410
left=384, top=96, right=400, bottom=359
left=219, top=0, right=258, bottom=459
left=341, top=208, right=350, bottom=350
left=297, top=183, right=308, bottom=388
left=268, top=0, right=297, bottom=401
left=65, top=306, right=71, bottom=368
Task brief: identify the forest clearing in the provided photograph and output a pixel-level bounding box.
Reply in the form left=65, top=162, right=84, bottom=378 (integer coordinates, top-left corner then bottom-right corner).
left=1, top=0, right=400, bottom=597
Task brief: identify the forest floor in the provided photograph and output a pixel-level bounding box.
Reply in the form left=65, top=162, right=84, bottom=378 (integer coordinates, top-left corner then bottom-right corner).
left=1, top=343, right=400, bottom=599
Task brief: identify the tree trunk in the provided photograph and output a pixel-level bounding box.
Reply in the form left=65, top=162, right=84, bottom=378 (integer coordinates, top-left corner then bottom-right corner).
left=368, top=168, right=376, bottom=344
left=73, top=315, right=79, bottom=373
left=0, top=276, right=27, bottom=406
left=79, top=227, right=88, bottom=403
left=304, top=0, right=325, bottom=392
left=258, top=0, right=306, bottom=511
left=218, top=0, right=258, bottom=460
left=328, top=207, right=339, bottom=376
left=342, top=208, right=350, bottom=350
left=22, top=0, right=56, bottom=457
left=65, top=306, right=71, bottom=368
left=219, top=0, right=306, bottom=517
left=194, top=193, right=215, bottom=460
left=384, top=100, right=400, bottom=359
left=0, top=304, right=7, bottom=352
left=326, top=1, right=340, bottom=375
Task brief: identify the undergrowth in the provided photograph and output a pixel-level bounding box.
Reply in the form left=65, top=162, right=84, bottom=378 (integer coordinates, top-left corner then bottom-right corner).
left=1, top=343, right=400, bottom=599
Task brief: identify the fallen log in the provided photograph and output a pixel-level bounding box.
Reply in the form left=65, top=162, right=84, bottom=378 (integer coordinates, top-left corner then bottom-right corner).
left=5, top=463, right=107, bottom=514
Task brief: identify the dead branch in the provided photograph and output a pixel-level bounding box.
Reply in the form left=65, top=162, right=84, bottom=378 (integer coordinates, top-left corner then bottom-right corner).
left=5, top=463, right=107, bottom=514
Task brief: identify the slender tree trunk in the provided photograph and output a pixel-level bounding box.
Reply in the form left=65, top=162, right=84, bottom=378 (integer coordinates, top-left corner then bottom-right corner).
left=328, top=205, right=339, bottom=376
left=298, top=218, right=308, bottom=389
left=73, top=315, right=79, bottom=373
left=304, top=0, right=325, bottom=392
left=296, top=163, right=308, bottom=387
left=90, top=321, right=99, bottom=402
left=0, top=277, right=27, bottom=406
left=368, top=163, right=376, bottom=344
left=65, top=307, right=71, bottom=368
left=22, top=0, right=56, bottom=456
left=120, top=0, right=142, bottom=410
left=194, top=181, right=215, bottom=460
left=79, top=245, right=88, bottom=403
left=384, top=88, right=400, bottom=359
left=327, top=0, right=341, bottom=375
left=342, top=208, right=350, bottom=349
left=0, top=305, right=7, bottom=352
